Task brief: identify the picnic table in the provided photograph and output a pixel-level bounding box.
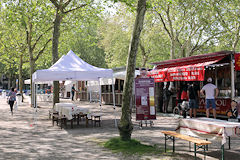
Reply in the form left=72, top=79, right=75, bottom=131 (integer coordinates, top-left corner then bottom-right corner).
left=176, top=117, right=240, bottom=160
left=54, top=103, right=90, bottom=120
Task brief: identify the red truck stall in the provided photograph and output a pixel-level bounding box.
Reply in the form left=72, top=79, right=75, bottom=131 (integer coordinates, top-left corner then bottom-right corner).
left=148, top=51, right=240, bottom=117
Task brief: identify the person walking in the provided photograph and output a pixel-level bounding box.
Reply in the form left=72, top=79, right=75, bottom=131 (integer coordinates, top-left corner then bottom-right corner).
left=7, top=87, right=16, bottom=115
left=71, top=84, right=76, bottom=101
left=200, top=77, right=219, bottom=119
left=187, top=82, right=200, bottom=118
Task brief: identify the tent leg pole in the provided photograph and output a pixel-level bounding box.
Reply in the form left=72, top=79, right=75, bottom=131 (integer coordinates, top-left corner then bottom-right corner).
left=112, top=77, right=117, bottom=127
left=98, top=78, right=102, bottom=111
left=230, top=53, right=235, bottom=99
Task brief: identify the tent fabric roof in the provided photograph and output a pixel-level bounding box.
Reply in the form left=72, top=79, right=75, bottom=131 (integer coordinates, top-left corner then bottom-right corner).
left=87, top=69, right=140, bottom=87
left=150, top=51, right=232, bottom=69
left=32, top=50, right=113, bottom=82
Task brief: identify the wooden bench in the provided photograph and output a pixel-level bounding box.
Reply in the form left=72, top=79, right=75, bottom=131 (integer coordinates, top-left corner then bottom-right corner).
left=161, top=131, right=211, bottom=160
left=49, top=109, right=58, bottom=119
left=93, top=115, right=101, bottom=127
left=49, top=109, right=59, bottom=126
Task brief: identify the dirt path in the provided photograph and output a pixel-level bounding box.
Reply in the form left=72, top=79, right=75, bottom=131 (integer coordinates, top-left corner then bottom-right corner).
left=0, top=97, right=239, bottom=160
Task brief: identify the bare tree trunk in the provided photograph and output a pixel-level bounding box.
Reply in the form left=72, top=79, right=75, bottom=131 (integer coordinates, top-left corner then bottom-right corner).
left=29, top=57, right=35, bottom=107
left=118, top=0, right=147, bottom=141
left=139, top=40, right=148, bottom=67
left=19, top=54, right=24, bottom=102
left=52, top=10, right=62, bottom=107
left=170, top=39, right=175, bottom=59
left=181, top=48, right=186, bottom=57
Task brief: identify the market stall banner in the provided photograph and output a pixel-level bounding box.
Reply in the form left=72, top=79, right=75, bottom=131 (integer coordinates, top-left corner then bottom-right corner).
left=148, top=65, right=205, bottom=82
left=148, top=60, right=223, bottom=82
left=235, top=53, right=240, bottom=71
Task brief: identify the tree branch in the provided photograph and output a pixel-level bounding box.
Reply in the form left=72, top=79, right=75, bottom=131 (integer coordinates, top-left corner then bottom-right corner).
left=32, top=26, right=53, bottom=51
left=33, top=38, right=52, bottom=61
left=50, top=0, right=59, bottom=8
left=214, top=5, right=232, bottom=33
left=232, top=24, right=240, bottom=51
left=64, top=4, right=87, bottom=14
left=155, top=11, right=172, bottom=39
left=166, top=4, right=174, bottom=39
left=62, top=0, right=72, bottom=9
left=191, top=30, right=226, bottom=54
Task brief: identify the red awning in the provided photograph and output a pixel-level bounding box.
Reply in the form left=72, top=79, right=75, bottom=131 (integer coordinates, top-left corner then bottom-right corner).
left=148, top=51, right=231, bottom=82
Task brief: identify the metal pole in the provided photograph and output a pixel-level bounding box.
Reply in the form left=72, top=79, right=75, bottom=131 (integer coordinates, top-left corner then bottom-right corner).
left=230, top=53, right=235, bottom=99
left=34, top=83, right=38, bottom=126
left=112, top=77, right=117, bottom=127
left=228, top=136, right=231, bottom=150
left=173, top=137, right=175, bottom=153
left=98, top=78, right=102, bottom=111
left=221, top=144, right=225, bottom=160
left=204, top=145, right=206, bottom=160
left=164, top=135, right=167, bottom=153
left=206, top=139, right=208, bottom=151
left=189, top=141, right=191, bottom=151
left=32, top=82, right=36, bottom=108
left=194, top=143, right=197, bottom=160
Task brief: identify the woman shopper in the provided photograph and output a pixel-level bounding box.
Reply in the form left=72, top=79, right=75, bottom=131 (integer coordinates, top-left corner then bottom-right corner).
left=7, top=88, right=16, bottom=115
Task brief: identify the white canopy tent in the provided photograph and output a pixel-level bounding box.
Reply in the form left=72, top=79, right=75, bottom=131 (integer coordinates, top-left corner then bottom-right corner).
left=87, top=69, right=140, bottom=86
left=87, top=69, right=140, bottom=104
left=33, top=50, right=113, bottom=82
left=24, top=79, right=53, bottom=85
left=32, top=50, right=116, bottom=126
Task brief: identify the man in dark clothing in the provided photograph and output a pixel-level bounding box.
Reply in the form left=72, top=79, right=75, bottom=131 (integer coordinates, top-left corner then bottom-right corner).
left=187, top=82, right=200, bottom=118
left=162, top=83, right=172, bottom=113
left=71, top=84, right=76, bottom=101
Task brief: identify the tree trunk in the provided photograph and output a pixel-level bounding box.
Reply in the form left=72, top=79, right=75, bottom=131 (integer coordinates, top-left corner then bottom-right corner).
left=139, top=40, right=148, bottom=67
left=118, top=0, right=147, bottom=141
left=170, top=39, right=175, bottom=59
left=181, top=47, right=186, bottom=57
left=29, top=57, right=35, bottom=107
left=52, top=10, right=62, bottom=107
left=19, top=54, right=24, bottom=102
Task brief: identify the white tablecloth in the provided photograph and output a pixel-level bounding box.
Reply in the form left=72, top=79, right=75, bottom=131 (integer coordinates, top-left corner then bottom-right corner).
left=54, top=103, right=77, bottom=112
left=54, top=103, right=90, bottom=120
left=37, top=94, right=53, bottom=102
left=176, top=117, right=240, bottom=144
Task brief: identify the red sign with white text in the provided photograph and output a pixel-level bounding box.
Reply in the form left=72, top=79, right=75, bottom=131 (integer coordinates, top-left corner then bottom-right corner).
left=235, top=53, right=240, bottom=71
left=197, top=97, right=231, bottom=115
left=149, top=66, right=205, bottom=82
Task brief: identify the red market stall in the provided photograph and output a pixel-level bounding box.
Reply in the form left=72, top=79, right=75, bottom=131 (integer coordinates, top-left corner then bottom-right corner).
left=148, top=51, right=240, bottom=117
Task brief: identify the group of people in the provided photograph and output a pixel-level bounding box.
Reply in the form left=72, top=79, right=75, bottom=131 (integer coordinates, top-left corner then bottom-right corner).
left=163, top=77, right=221, bottom=119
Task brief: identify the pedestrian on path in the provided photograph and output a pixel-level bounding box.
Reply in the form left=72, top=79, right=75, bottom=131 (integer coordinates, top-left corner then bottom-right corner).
left=7, top=87, right=16, bottom=115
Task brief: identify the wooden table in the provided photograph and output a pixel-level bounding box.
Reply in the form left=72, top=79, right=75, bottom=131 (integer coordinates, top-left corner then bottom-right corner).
left=176, top=117, right=240, bottom=160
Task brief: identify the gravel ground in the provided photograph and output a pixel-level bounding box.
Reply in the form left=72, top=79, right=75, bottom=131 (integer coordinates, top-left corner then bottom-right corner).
left=0, top=96, right=239, bottom=160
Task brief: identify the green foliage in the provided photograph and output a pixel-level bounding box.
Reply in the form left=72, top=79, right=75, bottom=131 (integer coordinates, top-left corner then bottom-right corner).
left=99, top=2, right=171, bottom=68
left=98, top=4, right=133, bottom=68
left=1, top=0, right=240, bottom=82
left=56, top=1, right=108, bottom=68
left=103, top=137, right=161, bottom=155
left=112, top=0, right=136, bottom=8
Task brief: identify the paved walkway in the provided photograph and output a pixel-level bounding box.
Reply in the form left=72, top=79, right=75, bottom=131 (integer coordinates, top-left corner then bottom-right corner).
left=0, top=97, right=239, bottom=160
